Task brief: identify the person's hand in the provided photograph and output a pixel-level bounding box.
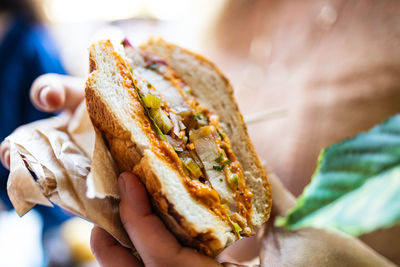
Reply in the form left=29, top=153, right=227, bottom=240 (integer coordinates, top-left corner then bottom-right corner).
left=0, top=74, right=84, bottom=170
left=0, top=74, right=221, bottom=266
left=91, top=172, right=221, bottom=267
left=29, top=73, right=84, bottom=114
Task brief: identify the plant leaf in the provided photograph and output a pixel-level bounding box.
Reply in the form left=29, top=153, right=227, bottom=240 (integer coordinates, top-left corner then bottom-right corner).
left=276, top=115, right=400, bottom=236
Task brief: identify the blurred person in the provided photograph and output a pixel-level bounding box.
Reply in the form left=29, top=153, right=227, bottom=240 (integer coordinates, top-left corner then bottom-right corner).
left=0, top=0, right=399, bottom=265
left=210, top=0, right=400, bottom=264
left=0, top=0, right=72, bottom=265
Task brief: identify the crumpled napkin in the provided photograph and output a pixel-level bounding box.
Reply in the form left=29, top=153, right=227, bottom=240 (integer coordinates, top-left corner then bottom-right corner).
left=6, top=102, right=131, bottom=248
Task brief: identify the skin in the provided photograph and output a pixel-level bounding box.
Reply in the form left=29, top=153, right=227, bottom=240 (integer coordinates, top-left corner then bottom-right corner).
left=93, top=172, right=220, bottom=267
left=213, top=1, right=400, bottom=262
left=1, top=74, right=220, bottom=267
left=0, top=74, right=395, bottom=266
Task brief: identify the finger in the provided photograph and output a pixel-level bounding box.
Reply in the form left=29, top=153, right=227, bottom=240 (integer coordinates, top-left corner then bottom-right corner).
left=217, top=234, right=261, bottom=264
left=267, top=172, right=296, bottom=216
left=0, top=141, right=10, bottom=170
left=91, top=226, right=142, bottom=267
left=118, top=172, right=183, bottom=263
left=30, top=74, right=84, bottom=113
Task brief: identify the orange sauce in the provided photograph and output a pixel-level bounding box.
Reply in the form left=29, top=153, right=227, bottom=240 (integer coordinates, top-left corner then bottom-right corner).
left=158, top=63, right=254, bottom=227
left=186, top=179, right=230, bottom=220
left=122, top=53, right=253, bottom=229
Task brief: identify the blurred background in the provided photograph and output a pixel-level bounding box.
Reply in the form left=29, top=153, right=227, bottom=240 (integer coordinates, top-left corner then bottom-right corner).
left=0, top=0, right=399, bottom=266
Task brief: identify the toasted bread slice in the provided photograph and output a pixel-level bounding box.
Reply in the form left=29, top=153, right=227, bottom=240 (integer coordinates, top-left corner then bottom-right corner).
left=85, top=39, right=271, bottom=256
left=141, top=37, right=272, bottom=228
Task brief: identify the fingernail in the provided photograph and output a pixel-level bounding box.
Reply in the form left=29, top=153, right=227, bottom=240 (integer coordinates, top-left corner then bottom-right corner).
left=119, top=174, right=127, bottom=198
left=39, top=86, right=51, bottom=107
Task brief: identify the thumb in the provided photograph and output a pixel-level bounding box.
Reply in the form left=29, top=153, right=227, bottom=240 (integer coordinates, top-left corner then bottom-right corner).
left=118, top=172, right=182, bottom=264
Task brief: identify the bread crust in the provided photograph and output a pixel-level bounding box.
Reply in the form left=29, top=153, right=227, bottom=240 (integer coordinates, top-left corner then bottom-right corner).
left=86, top=41, right=232, bottom=256
left=85, top=39, right=272, bottom=256
left=135, top=154, right=225, bottom=256
left=142, top=37, right=272, bottom=227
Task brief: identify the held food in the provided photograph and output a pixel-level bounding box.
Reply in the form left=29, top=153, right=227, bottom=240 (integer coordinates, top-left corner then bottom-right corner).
left=85, top=38, right=272, bottom=256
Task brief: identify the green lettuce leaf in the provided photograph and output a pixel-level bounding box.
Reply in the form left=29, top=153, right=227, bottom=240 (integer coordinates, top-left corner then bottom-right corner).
left=276, top=115, right=400, bottom=236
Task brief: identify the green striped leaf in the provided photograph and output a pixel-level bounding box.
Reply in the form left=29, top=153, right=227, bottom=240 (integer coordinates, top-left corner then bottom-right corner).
left=276, top=115, right=400, bottom=236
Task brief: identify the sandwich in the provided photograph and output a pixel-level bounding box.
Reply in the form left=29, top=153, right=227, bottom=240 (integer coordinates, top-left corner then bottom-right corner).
left=85, top=37, right=272, bottom=256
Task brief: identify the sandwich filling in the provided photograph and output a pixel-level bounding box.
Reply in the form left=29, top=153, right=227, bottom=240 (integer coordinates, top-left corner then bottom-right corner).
left=122, top=39, right=253, bottom=236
